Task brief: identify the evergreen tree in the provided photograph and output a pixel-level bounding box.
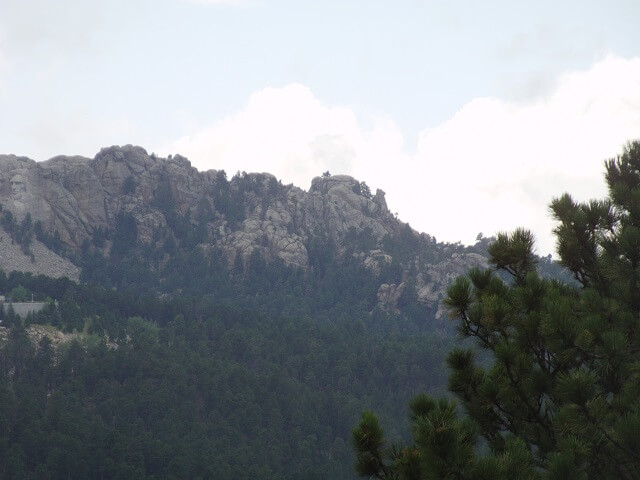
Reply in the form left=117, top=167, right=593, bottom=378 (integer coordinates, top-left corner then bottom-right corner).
left=353, top=141, right=640, bottom=480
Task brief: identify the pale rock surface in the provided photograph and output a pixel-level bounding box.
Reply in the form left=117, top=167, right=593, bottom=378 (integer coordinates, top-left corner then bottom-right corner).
left=0, top=145, right=488, bottom=316
left=0, top=149, right=401, bottom=270
left=417, top=253, right=488, bottom=320
left=364, top=250, right=393, bottom=275
left=0, top=224, right=80, bottom=281
left=0, top=325, right=117, bottom=353
left=377, top=283, right=405, bottom=313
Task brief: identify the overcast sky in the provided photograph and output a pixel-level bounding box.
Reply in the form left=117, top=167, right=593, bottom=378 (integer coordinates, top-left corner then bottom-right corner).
left=1, top=0, right=639, bottom=255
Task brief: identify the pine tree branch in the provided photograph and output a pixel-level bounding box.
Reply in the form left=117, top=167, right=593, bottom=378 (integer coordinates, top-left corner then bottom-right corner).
left=580, top=405, right=640, bottom=462
left=502, top=363, right=555, bottom=441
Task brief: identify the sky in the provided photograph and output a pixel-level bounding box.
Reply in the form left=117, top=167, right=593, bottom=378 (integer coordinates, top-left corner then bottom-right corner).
left=1, top=0, right=640, bottom=256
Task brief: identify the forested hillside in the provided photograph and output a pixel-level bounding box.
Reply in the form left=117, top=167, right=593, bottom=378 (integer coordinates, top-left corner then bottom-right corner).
left=0, top=264, right=452, bottom=479
left=0, top=146, right=568, bottom=479
left=0, top=145, right=493, bottom=321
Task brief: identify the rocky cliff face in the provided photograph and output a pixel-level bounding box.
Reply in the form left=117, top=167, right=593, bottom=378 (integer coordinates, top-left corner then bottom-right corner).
left=0, top=223, right=80, bottom=281
left=0, top=145, right=487, bottom=313
left=0, top=147, right=202, bottom=248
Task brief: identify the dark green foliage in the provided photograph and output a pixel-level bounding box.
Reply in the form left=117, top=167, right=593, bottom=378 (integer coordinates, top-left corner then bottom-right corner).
left=122, top=175, right=137, bottom=194
left=306, top=229, right=337, bottom=275
left=91, top=225, right=108, bottom=248
left=1, top=213, right=73, bottom=262
left=212, top=170, right=250, bottom=227
left=352, top=181, right=372, bottom=199
left=393, top=279, right=437, bottom=326
left=152, top=174, right=199, bottom=246
left=0, top=210, right=34, bottom=256
left=9, top=284, right=28, bottom=302
left=34, top=220, right=69, bottom=258
left=3, top=302, right=18, bottom=327
left=382, top=225, right=442, bottom=266
left=0, top=260, right=449, bottom=479
left=352, top=411, right=387, bottom=477
left=0, top=158, right=580, bottom=478
left=344, top=226, right=377, bottom=253
left=0, top=170, right=581, bottom=480
left=111, top=212, right=138, bottom=255
left=353, top=141, right=640, bottom=479
left=487, top=228, right=536, bottom=283
left=152, top=174, right=176, bottom=214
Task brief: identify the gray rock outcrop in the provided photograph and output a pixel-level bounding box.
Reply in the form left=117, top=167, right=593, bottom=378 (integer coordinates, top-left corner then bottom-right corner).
left=0, top=224, right=80, bottom=281
left=0, top=145, right=488, bottom=314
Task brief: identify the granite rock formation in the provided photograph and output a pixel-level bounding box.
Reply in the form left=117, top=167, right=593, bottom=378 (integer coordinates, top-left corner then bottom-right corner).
left=0, top=145, right=487, bottom=312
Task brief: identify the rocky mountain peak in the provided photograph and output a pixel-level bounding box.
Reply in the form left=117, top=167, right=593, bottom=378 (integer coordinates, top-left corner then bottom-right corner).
left=0, top=145, right=489, bottom=316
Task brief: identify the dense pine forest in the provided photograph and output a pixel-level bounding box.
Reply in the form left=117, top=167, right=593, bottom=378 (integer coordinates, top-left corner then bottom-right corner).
left=1, top=141, right=634, bottom=479
left=0, top=236, right=454, bottom=479
left=0, top=147, right=488, bottom=479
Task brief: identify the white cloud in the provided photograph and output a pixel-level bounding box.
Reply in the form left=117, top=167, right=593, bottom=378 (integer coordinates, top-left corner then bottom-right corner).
left=159, top=84, right=401, bottom=187
left=160, top=56, right=640, bottom=257
left=412, top=55, right=640, bottom=255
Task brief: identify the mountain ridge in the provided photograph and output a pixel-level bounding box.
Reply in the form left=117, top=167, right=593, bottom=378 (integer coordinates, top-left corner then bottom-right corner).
left=0, top=144, right=488, bottom=319
left=0, top=145, right=565, bottom=480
